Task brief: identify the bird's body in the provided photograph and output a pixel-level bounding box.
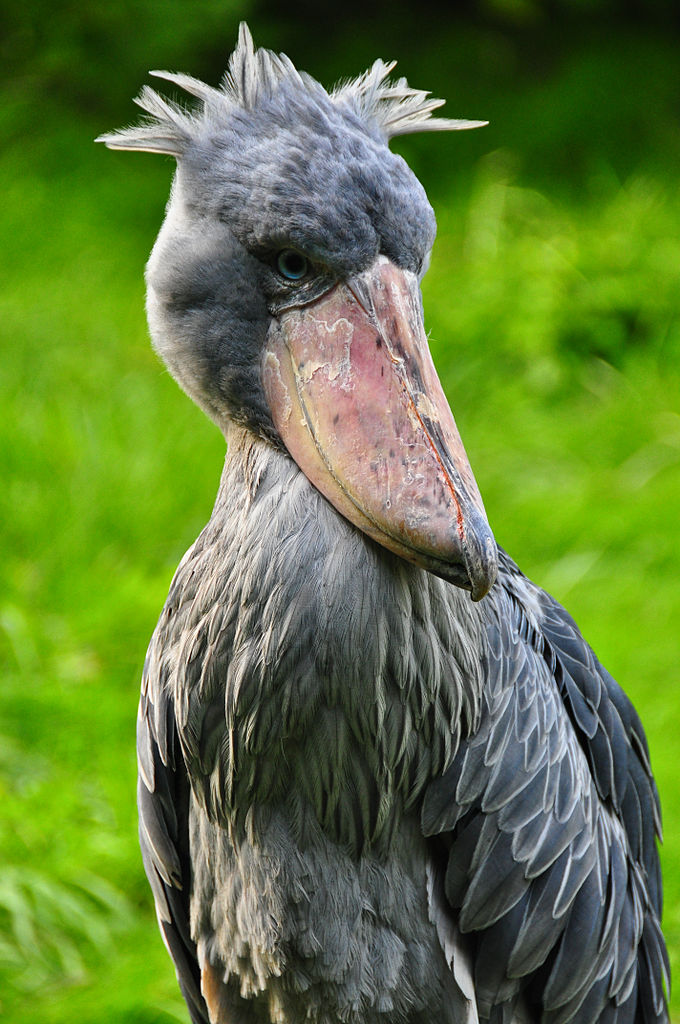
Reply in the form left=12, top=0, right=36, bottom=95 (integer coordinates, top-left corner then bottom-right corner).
left=141, top=431, right=483, bottom=1023
left=101, top=26, right=669, bottom=1023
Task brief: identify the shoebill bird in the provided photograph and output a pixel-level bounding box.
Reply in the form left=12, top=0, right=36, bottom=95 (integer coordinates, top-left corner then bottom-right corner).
left=98, top=24, right=669, bottom=1024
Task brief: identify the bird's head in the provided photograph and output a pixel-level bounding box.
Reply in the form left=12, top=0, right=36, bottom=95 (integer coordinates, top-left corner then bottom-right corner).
left=98, top=24, right=498, bottom=600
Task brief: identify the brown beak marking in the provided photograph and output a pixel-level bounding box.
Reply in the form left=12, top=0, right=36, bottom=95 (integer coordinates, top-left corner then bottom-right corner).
left=262, top=256, right=498, bottom=600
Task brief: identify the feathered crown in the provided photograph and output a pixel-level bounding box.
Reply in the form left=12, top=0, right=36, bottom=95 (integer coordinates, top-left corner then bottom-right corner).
left=97, top=23, right=486, bottom=156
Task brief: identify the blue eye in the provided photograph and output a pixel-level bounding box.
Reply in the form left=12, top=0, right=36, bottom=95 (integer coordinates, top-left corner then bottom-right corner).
left=276, top=249, right=309, bottom=281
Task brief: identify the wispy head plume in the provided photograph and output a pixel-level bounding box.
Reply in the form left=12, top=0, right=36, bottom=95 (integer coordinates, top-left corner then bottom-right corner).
left=96, top=22, right=486, bottom=157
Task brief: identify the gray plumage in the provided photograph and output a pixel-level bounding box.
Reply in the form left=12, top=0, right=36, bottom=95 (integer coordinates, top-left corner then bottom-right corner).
left=100, top=24, right=669, bottom=1024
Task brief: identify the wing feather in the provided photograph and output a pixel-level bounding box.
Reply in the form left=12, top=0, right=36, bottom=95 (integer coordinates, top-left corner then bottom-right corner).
left=423, top=549, right=669, bottom=1021
left=138, top=639, right=209, bottom=1024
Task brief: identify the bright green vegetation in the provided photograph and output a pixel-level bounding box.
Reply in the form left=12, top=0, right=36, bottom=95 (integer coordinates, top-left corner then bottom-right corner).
left=1, top=16, right=678, bottom=1023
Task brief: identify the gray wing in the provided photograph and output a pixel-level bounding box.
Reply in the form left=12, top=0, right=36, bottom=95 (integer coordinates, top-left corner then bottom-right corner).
left=137, top=636, right=210, bottom=1024
left=422, top=550, right=669, bottom=1023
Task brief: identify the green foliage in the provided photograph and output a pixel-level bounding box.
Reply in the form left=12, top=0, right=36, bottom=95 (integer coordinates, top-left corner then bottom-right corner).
left=1, top=15, right=679, bottom=1023
left=426, top=155, right=680, bottom=376
left=0, top=863, right=131, bottom=992
left=1, top=1, right=252, bottom=118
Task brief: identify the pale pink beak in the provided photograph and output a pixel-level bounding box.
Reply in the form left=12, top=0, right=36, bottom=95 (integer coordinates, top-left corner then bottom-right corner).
left=262, top=256, right=498, bottom=600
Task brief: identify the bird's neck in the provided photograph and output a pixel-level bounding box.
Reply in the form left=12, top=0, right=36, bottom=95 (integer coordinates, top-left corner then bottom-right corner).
left=168, top=427, right=487, bottom=850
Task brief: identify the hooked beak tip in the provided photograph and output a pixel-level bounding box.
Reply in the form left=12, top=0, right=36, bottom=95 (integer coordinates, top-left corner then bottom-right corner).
left=469, top=561, right=498, bottom=602
left=465, top=530, right=499, bottom=601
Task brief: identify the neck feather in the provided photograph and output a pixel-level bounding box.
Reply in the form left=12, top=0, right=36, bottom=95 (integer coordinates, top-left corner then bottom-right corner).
left=158, top=427, right=487, bottom=849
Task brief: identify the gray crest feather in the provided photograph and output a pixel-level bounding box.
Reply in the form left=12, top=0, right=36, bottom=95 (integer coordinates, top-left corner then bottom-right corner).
left=332, top=59, right=488, bottom=137
left=220, top=21, right=304, bottom=108
left=148, top=70, right=223, bottom=106
left=96, top=81, right=196, bottom=156
left=96, top=21, right=486, bottom=156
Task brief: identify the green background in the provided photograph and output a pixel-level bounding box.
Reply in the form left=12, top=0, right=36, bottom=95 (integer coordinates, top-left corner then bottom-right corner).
left=1, top=1, right=679, bottom=1020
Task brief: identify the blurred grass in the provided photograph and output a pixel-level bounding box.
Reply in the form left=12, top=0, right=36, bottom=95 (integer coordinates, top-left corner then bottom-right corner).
left=1, top=14, right=679, bottom=1023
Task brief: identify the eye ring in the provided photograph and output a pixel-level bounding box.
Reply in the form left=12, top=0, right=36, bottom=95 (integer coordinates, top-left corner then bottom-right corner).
left=276, top=249, right=309, bottom=281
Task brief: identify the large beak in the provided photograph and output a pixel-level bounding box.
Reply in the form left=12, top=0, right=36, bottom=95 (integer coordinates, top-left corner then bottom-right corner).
left=262, top=256, right=498, bottom=600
